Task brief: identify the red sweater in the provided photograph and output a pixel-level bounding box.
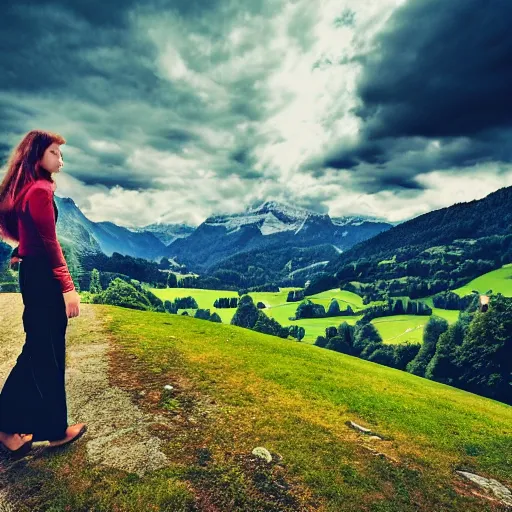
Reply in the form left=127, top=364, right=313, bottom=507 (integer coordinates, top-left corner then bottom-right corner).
left=13, top=179, right=75, bottom=293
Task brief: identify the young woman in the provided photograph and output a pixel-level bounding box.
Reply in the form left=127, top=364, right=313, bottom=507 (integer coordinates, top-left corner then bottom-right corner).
left=0, top=130, right=87, bottom=459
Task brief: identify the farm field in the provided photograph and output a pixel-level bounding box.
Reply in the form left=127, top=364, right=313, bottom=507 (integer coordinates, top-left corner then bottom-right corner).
left=150, top=287, right=461, bottom=344
left=150, top=262, right=512, bottom=345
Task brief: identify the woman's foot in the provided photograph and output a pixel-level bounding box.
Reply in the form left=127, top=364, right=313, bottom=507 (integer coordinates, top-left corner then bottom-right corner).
left=0, top=432, right=33, bottom=451
left=48, top=423, right=87, bottom=447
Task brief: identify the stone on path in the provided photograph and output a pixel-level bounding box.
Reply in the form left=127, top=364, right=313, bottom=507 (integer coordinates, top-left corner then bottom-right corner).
left=456, top=471, right=512, bottom=507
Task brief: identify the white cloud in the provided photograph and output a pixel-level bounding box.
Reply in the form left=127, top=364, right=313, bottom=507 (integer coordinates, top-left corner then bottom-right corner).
left=324, top=164, right=512, bottom=222
left=4, top=0, right=508, bottom=231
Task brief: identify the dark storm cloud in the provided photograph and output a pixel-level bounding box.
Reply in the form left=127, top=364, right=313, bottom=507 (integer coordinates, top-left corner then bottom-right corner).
left=72, top=169, right=168, bottom=191
left=319, top=0, right=512, bottom=195
left=319, top=129, right=512, bottom=194
left=0, top=0, right=280, bottom=196
left=146, top=128, right=202, bottom=152
left=355, top=0, right=512, bottom=139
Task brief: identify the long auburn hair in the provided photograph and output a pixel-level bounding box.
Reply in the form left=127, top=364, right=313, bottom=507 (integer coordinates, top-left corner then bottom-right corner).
left=0, top=130, right=65, bottom=245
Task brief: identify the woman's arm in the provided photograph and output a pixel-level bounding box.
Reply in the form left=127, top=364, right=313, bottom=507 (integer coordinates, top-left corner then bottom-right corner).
left=26, top=187, right=76, bottom=293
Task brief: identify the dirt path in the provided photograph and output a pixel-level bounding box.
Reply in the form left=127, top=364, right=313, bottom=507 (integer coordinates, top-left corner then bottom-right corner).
left=0, top=294, right=171, bottom=508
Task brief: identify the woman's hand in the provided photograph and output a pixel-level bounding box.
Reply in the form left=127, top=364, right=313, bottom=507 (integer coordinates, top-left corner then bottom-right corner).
left=63, top=289, right=80, bottom=318
left=10, top=256, right=21, bottom=270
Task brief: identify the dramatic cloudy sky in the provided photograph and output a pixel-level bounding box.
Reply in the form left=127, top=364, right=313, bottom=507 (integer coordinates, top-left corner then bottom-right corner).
left=1, top=0, right=511, bottom=227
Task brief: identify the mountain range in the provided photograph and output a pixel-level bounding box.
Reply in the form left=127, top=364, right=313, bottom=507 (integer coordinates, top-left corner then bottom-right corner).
left=41, top=198, right=393, bottom=275
left=165, top=201, right=393, bottom=272
left=2, top=187, right=510, bottom=291
left=325, top=185, right=512, bottom=276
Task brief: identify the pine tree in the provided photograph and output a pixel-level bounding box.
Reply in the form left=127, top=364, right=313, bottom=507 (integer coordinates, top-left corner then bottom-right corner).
left=455, top=295, right=512, bottom=404
left=167, top=272, right=178, bottom=288
left=327, top=299, right=341, bottom=317
left=89, top=268, right=102, bottom=294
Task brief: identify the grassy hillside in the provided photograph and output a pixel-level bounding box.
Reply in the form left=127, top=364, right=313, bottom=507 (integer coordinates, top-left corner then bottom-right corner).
left=150, top=262, right=512, bottom=345
left=452, top=263, right=512, bottom=297
left=102, top=306, right=511, bottom=510
left=151, top=287, right=449, bottom=344
left=3, top=300, right=509, bottom=510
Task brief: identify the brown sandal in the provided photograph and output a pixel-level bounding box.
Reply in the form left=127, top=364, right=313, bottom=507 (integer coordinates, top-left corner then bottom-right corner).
left=48, top=425, right=87, bottom=449
left=0, top=434, right=33, bottom=460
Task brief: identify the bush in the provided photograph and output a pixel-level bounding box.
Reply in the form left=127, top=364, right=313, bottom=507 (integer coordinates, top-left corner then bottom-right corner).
left=0, top=282, right=18, bottom=292
left=194, top=308, right=211, bottom=320
left=93, top=278, right=153, bottom=311
left=294, top=299, right=326, bottom=319
left=314, top=336, right=328, bottom=348
left=209, top=312, right=222, bottom=323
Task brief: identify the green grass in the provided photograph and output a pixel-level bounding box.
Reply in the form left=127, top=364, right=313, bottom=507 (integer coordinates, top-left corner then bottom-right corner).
left=371, top=315, right=427, bottom=344
left=101, top=306, right=512, bottom=511
left=150, top=262, right=512, bottom=346
left=452, top=263, right=512, bottom=297
left=150, top=287, right=462, bottom=344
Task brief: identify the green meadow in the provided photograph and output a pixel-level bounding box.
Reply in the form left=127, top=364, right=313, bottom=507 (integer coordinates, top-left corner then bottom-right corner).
left=452, top=263, right=512, bottom=297
left=150, top=287, right=453, bottom=345
left=101, top=305, right=512, bottom=510
left=150, top=264, right=512, bottom=346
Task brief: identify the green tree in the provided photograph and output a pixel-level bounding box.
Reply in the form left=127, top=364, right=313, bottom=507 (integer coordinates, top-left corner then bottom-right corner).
left=455, top=295, right=512, bottom=404
left=337, top=322, right=354, bottom=348
left=167, top=272, right=178, bottom=288
left=424, top=316, right=469, bottom=383
left=89, top=268, right=102, bottom=294
left=253, top=313, right=288, bottom=338
left=392, top=299, right=404, bottom=315
left=164, top=300, right=177, bottom=314
left=209, top=312, right=222, bottom=323
left=406, top=316, right=449, bottom=377
left=326, top=335, right=351, bottom=354
left=327, top=299, right=341, bottom=317
left=393, top=342, right=421, bottom=371
left=314, top=336, right=328, bottom=348
left=194, top=308, right=211, bottom=320
left=231, top=295, right=260, bottom=329
left=352, top=322, right=383, bottom=356
left=368, top=345, right=396, bottom=367
left=295, top=299, right=326, bottom=319
left=92, top=278, right=152, bottom=311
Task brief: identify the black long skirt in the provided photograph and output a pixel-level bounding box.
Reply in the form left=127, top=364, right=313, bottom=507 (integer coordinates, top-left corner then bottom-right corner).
left=0, top=255, right=69, bottom=442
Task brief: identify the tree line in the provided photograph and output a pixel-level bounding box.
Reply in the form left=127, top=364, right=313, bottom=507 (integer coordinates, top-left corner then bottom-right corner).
left=314, top=294, right=511, bottom=406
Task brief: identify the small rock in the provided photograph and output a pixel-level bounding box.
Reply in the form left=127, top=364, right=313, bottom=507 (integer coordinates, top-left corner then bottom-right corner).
left=252, top=446, right=272, bottom=463
left=346, top=420, right=372, bottom=434
left=164, top=385, right=173, bottom=391
left=456, top=471, right=512, bottom=507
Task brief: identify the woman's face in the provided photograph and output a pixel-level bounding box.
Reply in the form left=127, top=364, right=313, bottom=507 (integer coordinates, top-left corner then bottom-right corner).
left=39, top=142, right=64, bottom=174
